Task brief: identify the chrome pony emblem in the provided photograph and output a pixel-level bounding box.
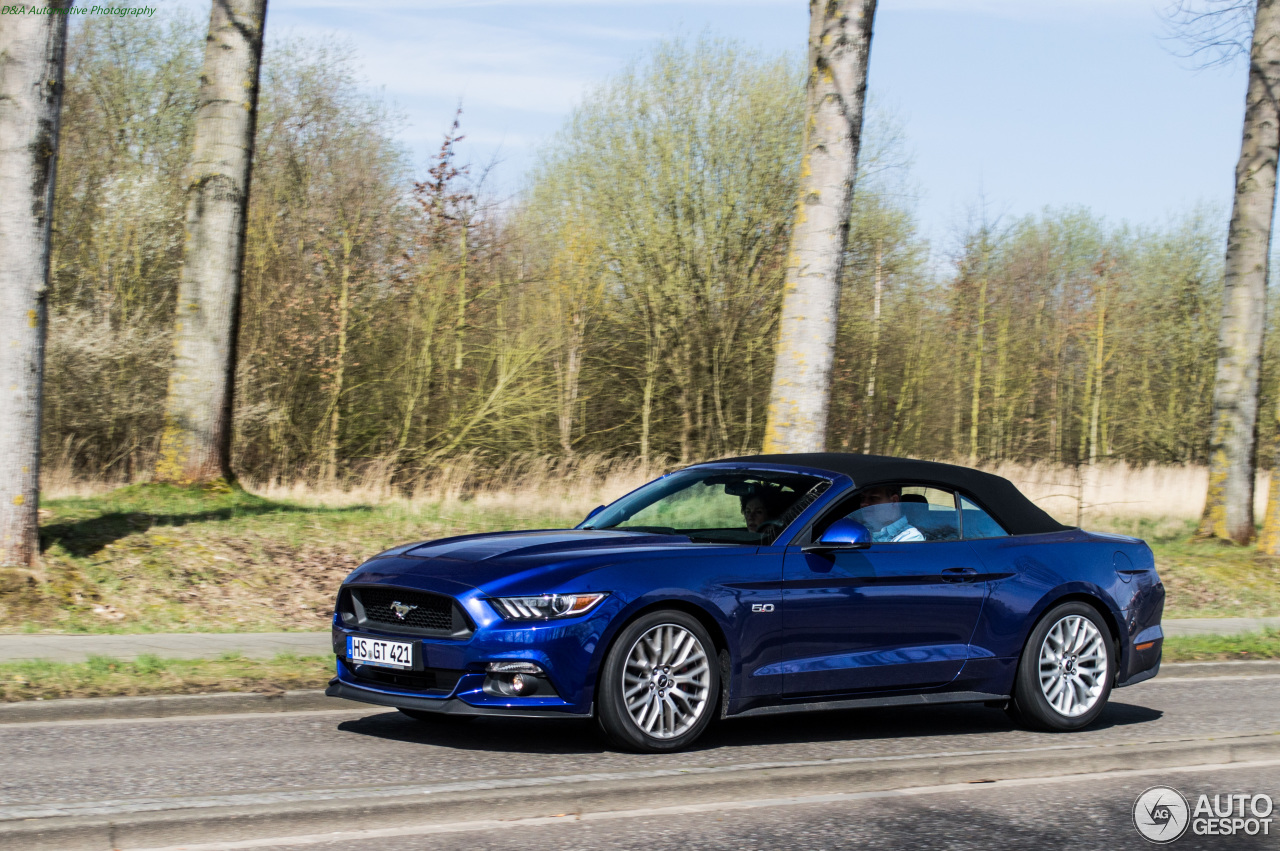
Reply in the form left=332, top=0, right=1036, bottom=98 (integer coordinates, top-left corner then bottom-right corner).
left=390, top=601, right=418, bottom=620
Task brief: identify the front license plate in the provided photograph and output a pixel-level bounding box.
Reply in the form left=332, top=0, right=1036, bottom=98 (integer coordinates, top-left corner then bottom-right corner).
left=347, top=636, right=414, bottom=669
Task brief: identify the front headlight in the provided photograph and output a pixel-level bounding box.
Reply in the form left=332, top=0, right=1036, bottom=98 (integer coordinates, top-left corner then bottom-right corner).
left=487, top=593, right=608, bottom=621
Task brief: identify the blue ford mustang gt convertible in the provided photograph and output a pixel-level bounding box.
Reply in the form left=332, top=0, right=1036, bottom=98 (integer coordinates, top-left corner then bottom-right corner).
left=326, top=453, right=1164, bottom=752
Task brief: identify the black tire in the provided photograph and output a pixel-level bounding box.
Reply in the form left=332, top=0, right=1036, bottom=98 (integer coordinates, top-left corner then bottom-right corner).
left=397, top=707, right=475, bottom=724
left=1008, top=601, right=1114, bottom=731
left=596, top=609, right=720, bottom=753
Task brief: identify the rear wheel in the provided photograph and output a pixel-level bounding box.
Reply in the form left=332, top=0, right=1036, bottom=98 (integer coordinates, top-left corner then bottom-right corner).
left=596, top=610, right=719, bottom=752
left=1009, top=601, right=1113, bottom=731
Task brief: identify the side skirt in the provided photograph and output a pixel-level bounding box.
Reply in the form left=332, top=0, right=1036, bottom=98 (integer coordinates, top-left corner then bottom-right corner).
left=728, top=690, right=1008, bottom=719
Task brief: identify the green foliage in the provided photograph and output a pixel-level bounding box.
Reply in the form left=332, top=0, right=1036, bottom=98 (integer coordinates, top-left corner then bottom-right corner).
left=830, top=206, right=1226, bottom=464
left=1149, top=534, right=1280, bottom=617
left=524, top=37, right=811, bottom=462
left=1164, top=629, right=1280, bottom=662
left=0, top=652, right=332, bottom=702
left=40, top=17, right=1235, bottom=484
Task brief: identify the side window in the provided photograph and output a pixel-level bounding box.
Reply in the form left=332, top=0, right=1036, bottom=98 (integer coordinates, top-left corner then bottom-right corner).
left=842, top=483, right=961, bottom=543
left=960, top=495, right=1009, bottom=539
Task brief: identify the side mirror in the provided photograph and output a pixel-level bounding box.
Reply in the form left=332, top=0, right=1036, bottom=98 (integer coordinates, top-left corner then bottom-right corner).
left=803, top=518, right=871, bottom=552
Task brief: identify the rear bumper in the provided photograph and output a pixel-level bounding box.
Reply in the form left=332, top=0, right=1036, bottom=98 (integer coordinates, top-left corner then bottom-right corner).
left=326, top=677, right=591, bottom=718
left=1117, top=623, right=1163, bottom=688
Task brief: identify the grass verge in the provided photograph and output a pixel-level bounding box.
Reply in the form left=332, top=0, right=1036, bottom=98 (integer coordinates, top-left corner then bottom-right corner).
left=1162, top=629, right=1280, bottom=662
left=4, top=483, right=1280, bottom=634
left=1, top=634, right=1276, bottom=702
left=6, top=482, right=587, bottom=634
left=0, top=652, right=332, bottom=702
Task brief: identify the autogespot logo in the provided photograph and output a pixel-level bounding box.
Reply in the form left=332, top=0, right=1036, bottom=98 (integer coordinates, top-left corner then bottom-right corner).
left=1134, top=785, right=1275, bottom=842
left=1134, top=786, right=1190, bottom=843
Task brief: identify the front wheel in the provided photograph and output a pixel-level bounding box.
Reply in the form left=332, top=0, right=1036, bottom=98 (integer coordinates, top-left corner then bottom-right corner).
left=596, top=610, right=720, bottom=752
left=1009, top=601, right=1114, bottom=731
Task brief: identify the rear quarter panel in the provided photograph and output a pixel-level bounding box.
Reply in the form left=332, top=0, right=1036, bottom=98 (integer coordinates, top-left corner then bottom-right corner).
left=964, top=529, right=1162, bottom=693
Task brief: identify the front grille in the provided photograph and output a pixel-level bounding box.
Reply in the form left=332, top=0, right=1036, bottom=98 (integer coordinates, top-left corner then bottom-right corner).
left=358, top=587, right=454, bottom=631
left=351, top=665, right=465, bottom=694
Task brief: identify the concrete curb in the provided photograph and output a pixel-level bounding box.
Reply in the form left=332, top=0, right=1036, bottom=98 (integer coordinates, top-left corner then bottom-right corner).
left=0, top=689, right=358, bottom=724
left=1155, top=660, right=1280, bottom=677
left=5, top=733, right=1278, bottom=851
left=0, top=617, right=1272, bottom=664
left=2, top=660, right=1276, bottom=725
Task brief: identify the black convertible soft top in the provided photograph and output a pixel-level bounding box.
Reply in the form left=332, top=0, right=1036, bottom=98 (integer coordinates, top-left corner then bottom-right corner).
left=716, top=452, right=1072, bottom=536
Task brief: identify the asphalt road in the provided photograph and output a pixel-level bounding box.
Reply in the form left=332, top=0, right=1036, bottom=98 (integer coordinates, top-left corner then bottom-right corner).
left=236, top=763, right=1280, bottom=851
left=1, top=672, right=1277, bottom=848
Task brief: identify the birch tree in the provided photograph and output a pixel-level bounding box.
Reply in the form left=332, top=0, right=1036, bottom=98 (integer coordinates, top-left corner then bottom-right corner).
left=763, top=0, right=877, bottom=453
left=0, top=2, right=70, bottom=568
left=1184, top=0, right=1280, bottom=543
left=156, top=0, right=267, bottom=485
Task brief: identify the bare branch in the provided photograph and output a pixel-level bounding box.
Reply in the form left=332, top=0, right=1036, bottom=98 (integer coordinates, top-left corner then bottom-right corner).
left=1163, top=0, right=1257, bottom=68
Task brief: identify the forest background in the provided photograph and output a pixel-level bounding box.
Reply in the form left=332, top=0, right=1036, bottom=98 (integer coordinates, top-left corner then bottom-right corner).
left=49, top=12, right=1246, bottom=498
left=3, top=4, right=1276, bottom=646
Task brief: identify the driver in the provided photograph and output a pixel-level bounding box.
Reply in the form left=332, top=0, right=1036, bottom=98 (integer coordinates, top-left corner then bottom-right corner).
left=854, top=484, right=924, bottom=543
left=740, top=489, right=789, bottom=535
left=741, top=495, right=773, bottom=533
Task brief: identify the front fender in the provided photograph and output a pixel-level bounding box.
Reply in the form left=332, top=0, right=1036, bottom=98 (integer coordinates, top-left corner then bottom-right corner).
left=577, top=587, right=741, bottom=708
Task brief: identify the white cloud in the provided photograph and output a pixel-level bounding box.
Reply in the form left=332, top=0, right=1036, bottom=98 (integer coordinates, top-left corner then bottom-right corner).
left=361, top=26, right=607, bottom=112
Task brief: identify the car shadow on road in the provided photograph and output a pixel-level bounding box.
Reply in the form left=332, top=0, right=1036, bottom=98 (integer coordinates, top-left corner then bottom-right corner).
left=336, top=712, right=608, bottom=754
left=335, top=700, right=1163, bottom=755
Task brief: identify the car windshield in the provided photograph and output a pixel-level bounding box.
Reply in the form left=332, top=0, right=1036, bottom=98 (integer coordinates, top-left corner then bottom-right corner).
left=582, top=468, right=829, bottom=545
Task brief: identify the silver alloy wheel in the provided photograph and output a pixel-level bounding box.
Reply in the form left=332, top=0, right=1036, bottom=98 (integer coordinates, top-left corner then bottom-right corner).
left=621, top=623, right=711, bottom=739
left=1037, top=614, right=1108, bottom=717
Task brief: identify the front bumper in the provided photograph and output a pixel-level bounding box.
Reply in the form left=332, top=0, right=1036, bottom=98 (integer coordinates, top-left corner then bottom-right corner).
left=326, top=677, right=590, bottom=718
left=329, top=587, right=620, bottom=715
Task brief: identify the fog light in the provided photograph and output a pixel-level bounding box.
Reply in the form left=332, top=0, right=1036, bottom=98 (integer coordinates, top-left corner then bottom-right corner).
left=482, top=662, right=554, bottom=698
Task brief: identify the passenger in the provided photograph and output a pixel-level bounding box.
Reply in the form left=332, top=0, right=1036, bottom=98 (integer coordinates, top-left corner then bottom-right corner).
left=854, top=484, right=925, bottom=543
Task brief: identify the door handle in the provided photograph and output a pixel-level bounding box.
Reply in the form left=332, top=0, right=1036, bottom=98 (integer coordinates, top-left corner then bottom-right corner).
left=941, top=567, right=979, bottom=582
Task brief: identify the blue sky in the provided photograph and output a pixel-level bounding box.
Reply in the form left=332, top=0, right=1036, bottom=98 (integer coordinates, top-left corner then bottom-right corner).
left=162, top=0, right=1245, bottom=248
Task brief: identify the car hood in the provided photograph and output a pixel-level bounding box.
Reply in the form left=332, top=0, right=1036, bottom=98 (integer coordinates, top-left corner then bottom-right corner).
left=347, top=529, right=742, bottom=594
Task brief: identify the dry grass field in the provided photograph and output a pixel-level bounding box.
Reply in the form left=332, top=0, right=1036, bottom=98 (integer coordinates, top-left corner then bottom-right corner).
left=4, top=458, right=1276, bottom=635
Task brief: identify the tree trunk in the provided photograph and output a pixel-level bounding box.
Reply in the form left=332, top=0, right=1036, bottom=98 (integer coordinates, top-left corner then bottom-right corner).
left=321, top=233, right=353, bottom=484
left=763, top=0, right=876, bottom=453
left=396, top=283, right=440, bottom=456
left=1088, top=276, right=1109, bottom=466
left=862, top=240, right=883, bottom=454
left=156, top=0, right=267, bottom=485
left=451, top=219, right=468, bottom=401
left=992, top=308, right=1010, bottom=460
left=1259, top=396, right=1280, bottom=553
left=1200, top=0, right=1280, bottom=543
left=0, top=2, right=70, bottom=569
left=969, top=273, right=987, bottom=466
left=556, top=309, right=583, bottom=458
left=639, top=337, right=660, bottom=471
